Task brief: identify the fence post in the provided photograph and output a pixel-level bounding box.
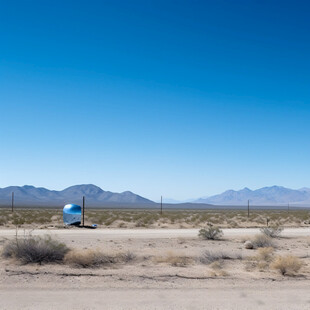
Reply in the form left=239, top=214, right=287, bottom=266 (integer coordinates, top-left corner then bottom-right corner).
left=11, top=192, right=14, bottom=212
left=82, top=196, right=85, bottom=227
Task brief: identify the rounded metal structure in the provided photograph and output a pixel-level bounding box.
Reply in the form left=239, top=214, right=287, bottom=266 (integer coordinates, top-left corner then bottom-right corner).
left=63, top=204, right=81, bottom=225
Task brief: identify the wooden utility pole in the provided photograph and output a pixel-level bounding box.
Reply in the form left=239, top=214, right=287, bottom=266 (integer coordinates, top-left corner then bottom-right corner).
left=247, top=200, right=250, bottom=218
left=82, top=196, right=85, bottom=227
left=288, top=203, right=290, bottom=213
left=11, top=192, right=14, bottom=212
left=160, top=196, right=163, bottom=215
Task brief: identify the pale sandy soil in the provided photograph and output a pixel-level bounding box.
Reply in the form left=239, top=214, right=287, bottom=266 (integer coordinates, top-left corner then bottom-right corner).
left=0, top=228, right=310, bottom=309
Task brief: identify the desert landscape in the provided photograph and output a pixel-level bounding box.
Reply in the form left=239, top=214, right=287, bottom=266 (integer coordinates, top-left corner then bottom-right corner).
left=2, top=0, right=309, bottom=308
left=0, top=208, right=309, bottom=309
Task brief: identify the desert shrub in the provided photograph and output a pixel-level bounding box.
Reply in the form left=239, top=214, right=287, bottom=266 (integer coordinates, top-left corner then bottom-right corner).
left=199, top=250, right=242, bottom=264
left=260, top=226, right=283, bottom=238
left=154, top=251, right=193, bottom=267
left=2, top=235, right=69, bottom=264
left=0, top=216, right=7, bottom=226
left=256, top=247, right=274, bottom=262
left=64, top=249, right=115, bottom=268
left=198, top=224, right=223, bottom=240
left=121, top=251, right=136, bottom=262
left=271, top=255, right=302, bottom=275
left=252, top=234, right=275, bottom=248
left=64, top=249, right=136, bottom=268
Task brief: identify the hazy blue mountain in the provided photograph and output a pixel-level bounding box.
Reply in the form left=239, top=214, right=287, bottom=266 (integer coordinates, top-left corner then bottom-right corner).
left=0, top=184, right=154, bottom=206
left=195, top=186, right=310, bottom=205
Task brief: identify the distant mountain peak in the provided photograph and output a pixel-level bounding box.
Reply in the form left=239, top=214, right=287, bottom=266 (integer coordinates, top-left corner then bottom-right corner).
left=195, top=185, right=310, bottom=206
left=0, top=184, right=154, bottom=206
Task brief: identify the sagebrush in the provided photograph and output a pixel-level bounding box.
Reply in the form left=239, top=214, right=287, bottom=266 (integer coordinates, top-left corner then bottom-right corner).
left=252, top=234, right=275, bottom=248
left=2, top=234, right=69, bottom=264
left=271, top=255, right=302, bottom=275
left=260, top=226, right=283, bottom=238
left=199, top=250, right=242, bottom=264
left=198, top=224, right=223, bottom=240
left=64, top=249, right=136, bottom=268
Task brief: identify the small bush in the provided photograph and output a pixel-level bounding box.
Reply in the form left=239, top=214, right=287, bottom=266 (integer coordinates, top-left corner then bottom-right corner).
left=252, top=234, right=275, bottom=248
left=198, top=224, right=223, bottom=240
left=121, top=251, right=136, bottom=263
left=154, top=251, right=193, bottom=267
left=260, top=226, right=283, bottom=238
left=64, top=249, right=136, bottom=268
left=256, top=247, right=274, bottom=262
left=199, top=250, right=241, bottom=264
left=64, top=249, right=115, bottom=268
left=271, top=255, right=302, bottom=275
left=2, top=235, right=69, bottom=264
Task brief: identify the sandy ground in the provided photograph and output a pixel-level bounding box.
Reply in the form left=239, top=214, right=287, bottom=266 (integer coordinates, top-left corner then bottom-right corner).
left=0, top=228, right=310, bottom=309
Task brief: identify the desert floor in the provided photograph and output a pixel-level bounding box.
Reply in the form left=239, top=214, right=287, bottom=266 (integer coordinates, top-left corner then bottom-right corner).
left=0, top=228, right=310, bottom=309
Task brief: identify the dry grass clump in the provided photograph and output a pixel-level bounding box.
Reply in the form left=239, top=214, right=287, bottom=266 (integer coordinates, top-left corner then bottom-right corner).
left=251, top=247, right=275, bottom=271
left=256, top=247, right=274, bottom=262
left=199, top=250, right=242, bottom=264
left=64, top=249, right=115, bottom=268
left=64, top=249, right=136, bottom=268
left=154, top=251, right=193, bottom=267
left=209, top=261, right=229, bottom=277
left=252, top=234, right=275, bottom=248
left=260, top=226, right=283, bottom=238
left=2, top=235, right=69, bottom=264
left=198, top=224, right=223, bottom=240
left=271, top=255, right=302, bottom=276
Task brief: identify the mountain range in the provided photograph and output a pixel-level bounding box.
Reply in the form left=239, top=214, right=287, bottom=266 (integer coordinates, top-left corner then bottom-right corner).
left=1, top=184, right=310, bottom=208
left=194, top=186, right=310, bottom=206
left=0, top=184, right=154, bottom=207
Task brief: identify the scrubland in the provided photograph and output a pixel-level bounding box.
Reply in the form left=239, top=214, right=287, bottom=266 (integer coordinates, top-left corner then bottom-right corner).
left=0, top=208, right=309, bottom=229
left=0, top=225, right=309, bottom=283
left=0, top=208, right=310, bottom=309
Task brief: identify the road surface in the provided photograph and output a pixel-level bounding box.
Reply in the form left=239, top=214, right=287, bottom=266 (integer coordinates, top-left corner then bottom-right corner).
left=0, top=287, right=309, bottom=310
left=0, top=227, right=309, bottom=240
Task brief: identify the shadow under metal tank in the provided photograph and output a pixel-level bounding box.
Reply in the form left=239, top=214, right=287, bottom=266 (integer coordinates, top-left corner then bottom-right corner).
left=63, top=204, right=81, bottom=225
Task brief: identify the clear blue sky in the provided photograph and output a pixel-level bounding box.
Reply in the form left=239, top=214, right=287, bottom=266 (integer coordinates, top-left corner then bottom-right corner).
left=0, top=1, right=309, bottom=201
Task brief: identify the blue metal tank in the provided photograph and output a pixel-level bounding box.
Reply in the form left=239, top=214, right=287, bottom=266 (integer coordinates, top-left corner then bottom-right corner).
left=63, top=204, right=81, bottom=225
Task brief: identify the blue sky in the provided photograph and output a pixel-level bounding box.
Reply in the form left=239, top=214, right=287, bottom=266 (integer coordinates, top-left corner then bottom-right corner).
left=0, top=0, right=309, bottom=201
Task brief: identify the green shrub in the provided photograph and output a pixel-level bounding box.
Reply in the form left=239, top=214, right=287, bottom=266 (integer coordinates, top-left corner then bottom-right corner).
left=198, top=224, right=223, bottom=240
left=260, top=226, right=283, bottom=238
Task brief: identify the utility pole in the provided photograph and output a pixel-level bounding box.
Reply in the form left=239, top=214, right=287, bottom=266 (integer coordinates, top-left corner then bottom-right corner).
left=160, top=196, right=163, bottom=215
left=288, top=203, right=290, bottom=213
left=247, top=200, right=250, bottom=218
left=82, top=196, right=85, bottom=227
left=11, top=192, right=14, bottom=212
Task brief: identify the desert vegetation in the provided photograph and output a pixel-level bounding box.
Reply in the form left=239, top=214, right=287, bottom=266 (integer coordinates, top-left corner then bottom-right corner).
left=271, top=255, right=302, bottom=275
left=64, top=249, right=136, bottom=268
left=0, top=208, right=309, bottom=229
left=251, top=234, right=276, bottom=248
left=2, top=234, right=69, bottom=264
left=1, top=230, right=308, bottom=280
left=198, top=224, right=223, bottom=240
left=260, top=226, right=283, bottom=238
